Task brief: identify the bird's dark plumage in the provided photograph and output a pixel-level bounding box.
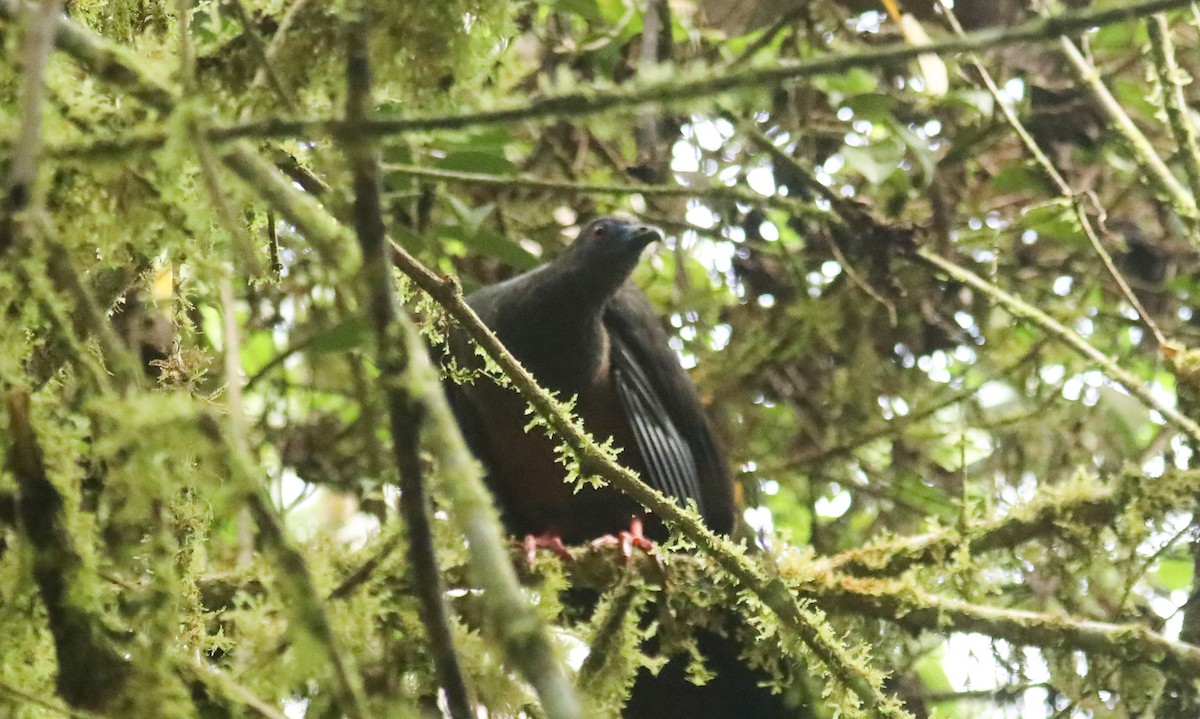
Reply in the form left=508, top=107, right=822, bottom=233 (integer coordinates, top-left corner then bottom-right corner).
left=444, top=217, right=799, bottom=718
left=448, top=217, right=734, bottom=542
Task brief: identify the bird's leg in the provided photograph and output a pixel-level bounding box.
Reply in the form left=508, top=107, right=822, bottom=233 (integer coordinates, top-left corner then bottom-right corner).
left=522, top=532, right=571, bottom=564
left=590, top=516, right=656, bottom=563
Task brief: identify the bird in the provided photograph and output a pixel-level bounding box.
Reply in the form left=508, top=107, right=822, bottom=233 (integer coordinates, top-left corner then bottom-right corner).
left=445, top=216, right=735, bottom=547
left=443, top=216, right=801, bottom=718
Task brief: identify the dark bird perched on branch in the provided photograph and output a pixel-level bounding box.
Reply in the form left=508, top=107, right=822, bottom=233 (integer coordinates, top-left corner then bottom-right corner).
left=447, top=216, right=736, bottom=548
left=444, top=217, right=802, bottom=718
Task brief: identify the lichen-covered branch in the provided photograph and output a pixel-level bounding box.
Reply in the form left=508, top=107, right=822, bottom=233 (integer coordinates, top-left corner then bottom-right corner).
left=822, top=467, right=1200, bottom=576
left=32, top=0, right=1196, bottom=160
left=5, top=390, right=132, bottom=710
left=341, top=21, right=474, bottom=719
left=914, top=247, right=1200, bottom=445
left=1146, top=12, right=1200, bottom=211
left=1059, top=35, right=1200, bottom=227
left=812, top=575, right=1200, bottom=677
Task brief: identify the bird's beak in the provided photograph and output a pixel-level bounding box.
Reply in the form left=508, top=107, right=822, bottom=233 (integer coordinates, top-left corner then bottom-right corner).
left=617, top=223, right=662, bottom=249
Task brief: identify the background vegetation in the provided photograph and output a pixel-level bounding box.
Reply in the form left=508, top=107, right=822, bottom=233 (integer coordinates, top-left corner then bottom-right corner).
left=3, top=0, right=1200, bottom=717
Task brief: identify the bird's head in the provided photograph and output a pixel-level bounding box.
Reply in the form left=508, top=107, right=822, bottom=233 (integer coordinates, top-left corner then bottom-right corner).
left=566, top=216, right=662, bottom=264
left=545, top=217, right=663, bottom=300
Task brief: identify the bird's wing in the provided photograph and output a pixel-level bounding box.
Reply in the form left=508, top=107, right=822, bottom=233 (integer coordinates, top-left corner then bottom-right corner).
left=610, top=337, right=705, bottom=511
left=606, top=284, right=736, bottom=533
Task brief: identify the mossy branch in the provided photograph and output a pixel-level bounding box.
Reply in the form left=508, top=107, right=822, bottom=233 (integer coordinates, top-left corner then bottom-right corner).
left=914, top=247, right=1200, bottom=446
left=1059, top=34, right=1200, bottom=229
left=812, top=575, right=1200, bottom=677
left=341, top=22, right=475, bottom=719
left=1146, top=12, right=1200, bottom=208
left=204, top=416, right=372, bottom=718
left=0, top=0, right=61, bottom=255
left=548, top=543, right=1200, bottom=681
left=822, top=467, right=1200, bottom=576
left=5, top=390, right=132, bottom=711
left=31, top=0, right=1197, bottom=160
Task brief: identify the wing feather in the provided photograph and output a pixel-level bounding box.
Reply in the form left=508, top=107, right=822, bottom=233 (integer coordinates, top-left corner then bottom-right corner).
left=611, top=338, right=706, bottom=513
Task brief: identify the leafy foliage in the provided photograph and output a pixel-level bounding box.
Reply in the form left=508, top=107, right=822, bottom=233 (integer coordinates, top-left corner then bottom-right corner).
left=4, top=0, right=1200, bottom=717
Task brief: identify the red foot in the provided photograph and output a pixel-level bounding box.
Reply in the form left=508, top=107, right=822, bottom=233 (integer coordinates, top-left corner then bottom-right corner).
left=590, top=517, right=656, bottom=563
left=522, top=533, right=571, bottom=564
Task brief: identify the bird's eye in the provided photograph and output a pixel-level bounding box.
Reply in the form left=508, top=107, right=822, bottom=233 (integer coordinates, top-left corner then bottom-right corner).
left=592, top=226, right=604, bottom=239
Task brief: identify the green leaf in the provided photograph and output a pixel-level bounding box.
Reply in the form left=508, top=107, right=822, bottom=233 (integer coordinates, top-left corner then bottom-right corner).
left=844, top=93, right=895, bottom=118
left=1112, top=77, right=1159, bottom=123
left=551, top=0, right=603, bottom=21
left=446, top=196, right=495, bottom=234
left=990, top=162, right=1050, bottom=194
left=307, top=315, right=372, bottom=355
left=890, top=472, right=959, bottom=522
left=946, top=88, right=995, bottom=117
left=1154, top=557, right=1193, bottom=591
left=445, top=225, right=541, bottom=270
left=1020, top=200, right=1083, bottom=242
left=916, top=648, right=955, bottom=697
left=889, top=120, right=936, bottom=187
left=436, top=150, right=516, bottom=175
left=841, top=140, right=904, bottom=185
left=813, top=68, right=879, bottom=96
left=240, top=330, right=278, bottom=375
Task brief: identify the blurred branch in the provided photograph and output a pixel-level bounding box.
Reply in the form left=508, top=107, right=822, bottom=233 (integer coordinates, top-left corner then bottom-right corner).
left=380, top=163, right=822, bottom=217
left=43, top=244, right=145, bottom=392
left=915, top=246, right=1200, bottom=445
left=198, top=414, right=372, bottom=719
left=1059, top=35, right=1200, bottom=229
left=33, top=0, right=1196, bottom=160
left=5, top=390, right=133, bottom=711
left=0, top=0, right=61, bottom=255
left=180, top=660, right=290, bottom=719
left=940, top=0, right=1167, bottom=349
left=1146, top=13, right=1200, bottom=209
left=26, top=257, right=151, bottom=387
left=0, top=680, right=109, bottom=719
left=226, top=0, right=294, bottom=114
left=341, top=22, right=474, bottom=719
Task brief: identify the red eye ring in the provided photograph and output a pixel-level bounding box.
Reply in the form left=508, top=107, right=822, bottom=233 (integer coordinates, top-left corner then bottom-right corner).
left=593, top=227, right=604, bottom=238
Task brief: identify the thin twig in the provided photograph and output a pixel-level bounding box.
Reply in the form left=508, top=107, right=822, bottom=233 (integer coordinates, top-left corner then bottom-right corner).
left=1059, top=35, right=1200, bottom=227
left=940, top=0, right=1167, bottom=348
left=227, top=0, right=294, bottom=113
left=177, top=0, right=262, bottom=274
left=915, top=246, right=1200, bottom=445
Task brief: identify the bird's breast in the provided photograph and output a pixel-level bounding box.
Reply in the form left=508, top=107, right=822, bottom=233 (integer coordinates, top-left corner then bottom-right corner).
left=464, top=346, right=655, bottom=543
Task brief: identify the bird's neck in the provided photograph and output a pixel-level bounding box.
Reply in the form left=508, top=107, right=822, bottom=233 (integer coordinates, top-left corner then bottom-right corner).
left=500, top=261, right=622, bottom=391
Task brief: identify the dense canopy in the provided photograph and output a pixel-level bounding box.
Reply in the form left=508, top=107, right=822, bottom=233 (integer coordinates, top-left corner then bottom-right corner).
left=3, top=1, right=1200, bottom=717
